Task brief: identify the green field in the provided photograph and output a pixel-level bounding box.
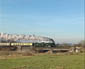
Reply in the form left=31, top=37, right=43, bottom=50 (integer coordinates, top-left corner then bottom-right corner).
left=0, top=53, right=84, bottom=69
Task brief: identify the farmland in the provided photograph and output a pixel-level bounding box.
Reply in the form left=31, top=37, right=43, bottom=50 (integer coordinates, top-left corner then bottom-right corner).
left=0, top=53, right=84, bottom=69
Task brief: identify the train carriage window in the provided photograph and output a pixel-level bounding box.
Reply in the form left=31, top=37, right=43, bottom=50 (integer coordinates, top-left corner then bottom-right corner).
left=17, top=43, right=18, bottom=45
left=23, top=43, right=26, bottom=45
left=15, top=43, right=17, bottom=45
left=21, top=43, right=23, bottom=46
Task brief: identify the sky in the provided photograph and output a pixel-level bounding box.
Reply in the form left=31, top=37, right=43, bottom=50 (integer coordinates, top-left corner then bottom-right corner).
left=0, top=0, right=84, bottom=43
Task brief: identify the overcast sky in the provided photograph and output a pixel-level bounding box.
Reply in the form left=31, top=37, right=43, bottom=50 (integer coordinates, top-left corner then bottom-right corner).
left=0, top=0, right=84, bottom=43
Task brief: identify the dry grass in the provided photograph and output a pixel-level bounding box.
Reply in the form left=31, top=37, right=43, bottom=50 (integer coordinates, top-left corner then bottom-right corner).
left=0, top=51, right=34, bottom=59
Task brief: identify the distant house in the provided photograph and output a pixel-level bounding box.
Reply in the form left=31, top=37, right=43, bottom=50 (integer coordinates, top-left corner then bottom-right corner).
left=69, top=46, right=81, bottom=53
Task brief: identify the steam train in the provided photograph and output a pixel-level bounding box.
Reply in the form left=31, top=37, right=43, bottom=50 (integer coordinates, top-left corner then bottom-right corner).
left=0, top=35, right=56, bottom=52
left=0, top=42, right=55, bottom=51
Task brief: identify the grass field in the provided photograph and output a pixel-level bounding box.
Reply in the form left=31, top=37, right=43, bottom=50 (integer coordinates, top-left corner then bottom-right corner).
left=0, top=53, right=84, bottom=69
